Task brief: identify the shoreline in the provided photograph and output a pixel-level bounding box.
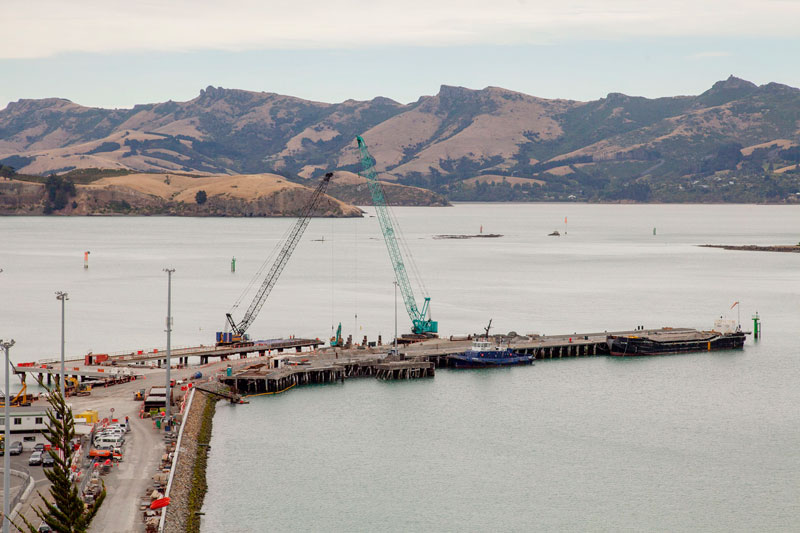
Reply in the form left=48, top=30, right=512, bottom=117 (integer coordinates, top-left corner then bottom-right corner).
left=700, top=244, right=800, bottom=253
left=162, top=391, right=217, bottom=533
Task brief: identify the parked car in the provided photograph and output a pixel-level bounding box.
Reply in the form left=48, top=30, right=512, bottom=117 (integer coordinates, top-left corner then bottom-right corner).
left=33, top=443, right=45, bottom=453
left=37, top=522, right=52, bottom=533
left=29, top=451, right=43, bottom=466
left=42, top=452, right=55, bottom=467
left=9, top=441, right=23, bottom=455
left=93, top=435, right=124, bottom=448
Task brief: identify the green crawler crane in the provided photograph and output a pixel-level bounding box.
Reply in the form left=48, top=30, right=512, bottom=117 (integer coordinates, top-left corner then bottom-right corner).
left=356, top=135, right=438, bottom=336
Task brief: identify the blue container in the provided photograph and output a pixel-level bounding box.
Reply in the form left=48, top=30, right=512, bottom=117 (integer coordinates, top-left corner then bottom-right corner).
left=226, top=367, right=232, bottom=377
left=215, top=332, right=222, bottom=343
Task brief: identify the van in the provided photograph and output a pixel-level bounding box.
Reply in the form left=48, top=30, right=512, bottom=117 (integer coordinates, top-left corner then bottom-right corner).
left=93, top=435, right=123, bottom=448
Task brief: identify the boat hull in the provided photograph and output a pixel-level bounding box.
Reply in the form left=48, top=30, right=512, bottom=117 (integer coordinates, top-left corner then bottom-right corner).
left=607, top=331, right=745, bottom=356
left=450, top=350, right=534, bottom=368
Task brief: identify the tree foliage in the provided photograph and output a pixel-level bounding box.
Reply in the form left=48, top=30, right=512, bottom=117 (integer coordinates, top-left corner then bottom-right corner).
left=195, top=189, right=207, bottom=205
left=12, top=387, right=105, bottom=533
left=0, top=164, right=16, bottom=178
left=43, top=176, right=77, bottom=214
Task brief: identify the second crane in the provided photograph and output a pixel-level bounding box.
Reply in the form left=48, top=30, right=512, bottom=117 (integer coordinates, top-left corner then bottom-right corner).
left=356, top=136, right=438, bottom=338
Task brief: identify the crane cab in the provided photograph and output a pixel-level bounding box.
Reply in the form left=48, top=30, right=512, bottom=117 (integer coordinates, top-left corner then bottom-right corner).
left=215, top=331, right=251, bottom=347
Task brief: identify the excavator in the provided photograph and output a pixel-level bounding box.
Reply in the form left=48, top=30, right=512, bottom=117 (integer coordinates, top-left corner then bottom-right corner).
left=330, top=323, right=343, bottom=347
left=0, top=381, right=31, bottom=407
left=65, top=376, right=92, bottom=396
left=217, top=173, right=334, bottom=346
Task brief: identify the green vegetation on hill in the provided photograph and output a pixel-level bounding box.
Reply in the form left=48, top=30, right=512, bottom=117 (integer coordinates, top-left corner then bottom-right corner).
left=2, top=77, right=800, bottom=203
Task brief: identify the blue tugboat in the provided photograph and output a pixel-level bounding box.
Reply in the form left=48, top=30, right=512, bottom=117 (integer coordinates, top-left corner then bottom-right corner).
left=450, top=320, right=534, bottom=368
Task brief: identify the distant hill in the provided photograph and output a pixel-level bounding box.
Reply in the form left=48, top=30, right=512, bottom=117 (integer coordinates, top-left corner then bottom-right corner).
left=2, top=76, right=800, bottom=203
left=0, top=170, right=363, bottom=216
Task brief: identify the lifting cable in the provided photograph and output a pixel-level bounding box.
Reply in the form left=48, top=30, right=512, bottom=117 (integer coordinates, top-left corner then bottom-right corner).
left=387, top=201, right=429, bottom=299
left=330, top=214, right=335, bottom=337
left=228, top=220, right=295, bottom=315
left=354, top=212, right=359, bottom=335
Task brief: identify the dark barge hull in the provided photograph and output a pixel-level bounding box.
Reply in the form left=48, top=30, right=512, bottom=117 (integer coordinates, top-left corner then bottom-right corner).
left=607, top=331, right=746, bottom=356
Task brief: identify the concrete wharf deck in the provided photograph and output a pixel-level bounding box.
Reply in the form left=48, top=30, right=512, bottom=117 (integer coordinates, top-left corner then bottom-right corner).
left=11, top=363, right=141, bottom=388
left=218, top=327, right=696, bottom=396
left=404, top=327, right=696, bottom=367
left=31, top=338, right=324, bottom=368
left=222, top=356, right=436, bottom=394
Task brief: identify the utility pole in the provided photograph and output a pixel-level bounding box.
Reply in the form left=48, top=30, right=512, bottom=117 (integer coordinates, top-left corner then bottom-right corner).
left=55, top=291, right=68, bottom=399
left=163, top=269, right=175, bottom=425
left=2, top=338, right=16, bottom=533
left=393, top=281, right=398, bottom=354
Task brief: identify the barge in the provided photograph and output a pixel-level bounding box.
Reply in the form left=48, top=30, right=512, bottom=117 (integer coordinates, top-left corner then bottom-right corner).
left=607, top=322, right=746, bottom=356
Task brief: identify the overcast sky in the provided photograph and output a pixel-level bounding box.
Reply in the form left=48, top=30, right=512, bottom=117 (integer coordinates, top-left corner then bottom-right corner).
left=1, top=0, right=799, bottom=108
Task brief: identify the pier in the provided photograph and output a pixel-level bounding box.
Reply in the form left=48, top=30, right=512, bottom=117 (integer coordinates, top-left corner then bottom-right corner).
left=218, top=327, right=695, bottom=395
left=3, top=324, right=736, bottom=531
left=405, top=327, right=696, bottom=367
left=21, top=337, right=324, bottom=369
left=221, top=356, right=437, bottom=393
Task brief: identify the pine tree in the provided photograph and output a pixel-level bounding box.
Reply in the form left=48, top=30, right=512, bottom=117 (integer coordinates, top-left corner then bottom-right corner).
left=12, top=387, right=105, bottom=532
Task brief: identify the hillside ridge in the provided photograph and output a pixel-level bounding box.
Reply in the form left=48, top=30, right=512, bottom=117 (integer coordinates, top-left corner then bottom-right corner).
left=2, top=77, right=799, bottom=203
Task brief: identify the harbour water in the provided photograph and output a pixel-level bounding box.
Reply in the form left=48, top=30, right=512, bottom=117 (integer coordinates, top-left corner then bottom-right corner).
left=2, top=204, right=799, bottom=530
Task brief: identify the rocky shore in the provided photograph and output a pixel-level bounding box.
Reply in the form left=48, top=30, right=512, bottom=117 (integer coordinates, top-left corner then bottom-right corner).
left=161, top=391, right=217, bottom=533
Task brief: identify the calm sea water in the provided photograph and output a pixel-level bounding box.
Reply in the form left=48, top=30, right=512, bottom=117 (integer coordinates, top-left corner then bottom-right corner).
left=2, top=204, right=799, bottom=531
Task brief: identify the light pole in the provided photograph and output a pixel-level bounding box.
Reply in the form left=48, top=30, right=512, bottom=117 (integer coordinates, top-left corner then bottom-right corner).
left=393, top=281, right=398, bottom=354
left=163, top=269, right=175, bottom=425
left=2, top=338, right=15, bottom=533
left=55, top=291, right=68, bottom=399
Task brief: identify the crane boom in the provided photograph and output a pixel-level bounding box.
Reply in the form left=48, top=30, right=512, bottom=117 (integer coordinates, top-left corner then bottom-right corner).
left=356, top=136, right=437, bottom=335
left=223, top=173, right=333, bottom=340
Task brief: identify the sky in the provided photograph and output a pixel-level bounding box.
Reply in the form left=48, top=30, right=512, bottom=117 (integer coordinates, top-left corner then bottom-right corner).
left=1, top=0, right=799, bottom=109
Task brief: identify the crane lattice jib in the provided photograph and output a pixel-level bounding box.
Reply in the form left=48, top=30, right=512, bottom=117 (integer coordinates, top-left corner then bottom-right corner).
left=231, top=173, right=332, bottom=335
left=356, top=136, right=437, bottom=334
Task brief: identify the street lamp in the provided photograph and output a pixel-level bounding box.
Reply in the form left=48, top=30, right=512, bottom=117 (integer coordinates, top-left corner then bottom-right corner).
left=163, top=269, right=175, bottom=425
left=55, top=291, right=69, bottom=398
left=2, top=338, right=16, bottom=533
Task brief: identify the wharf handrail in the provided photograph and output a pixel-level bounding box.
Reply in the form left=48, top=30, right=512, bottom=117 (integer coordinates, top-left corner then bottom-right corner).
left=36, top=344, right=212, bottom=365
left=36, top=339, right=315, bottom=365
left=158, top=386, right=195, bottom=533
